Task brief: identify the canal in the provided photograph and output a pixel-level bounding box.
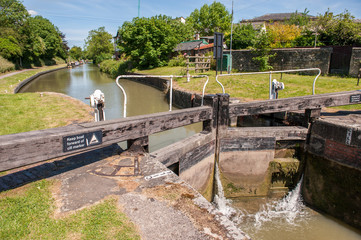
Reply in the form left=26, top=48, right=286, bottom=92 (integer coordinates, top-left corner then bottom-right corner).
left=19, top=63, right=361, bottom=240
left=19, top=63, right=202, bottom=152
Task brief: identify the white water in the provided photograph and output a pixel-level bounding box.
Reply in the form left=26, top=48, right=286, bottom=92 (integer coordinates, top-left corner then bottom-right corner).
left=247, top=176, right=308, bottom=228
left=213, top=162, right=237, bottom=218
left=212, top=169, right=361, bottom=240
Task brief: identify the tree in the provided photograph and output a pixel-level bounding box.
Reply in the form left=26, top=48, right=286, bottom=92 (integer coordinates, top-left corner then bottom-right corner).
left=85, top=27, right=113, bottom=64
left=188, top=1, right=231, bottom=35
left=267, top=22, right=301, bottom=48
left=21, top=16, right=66, bottom=60
left=0, top=0, right=29, bottom=29
left=69, top=46, right=83, bottom=60
left=315, top=10, right=361, bottom=46
left=225, top=24, right=257, bottom=49
left=118, top=15, right=193, bottom=69
left=286, top=9, right=311, bottom=26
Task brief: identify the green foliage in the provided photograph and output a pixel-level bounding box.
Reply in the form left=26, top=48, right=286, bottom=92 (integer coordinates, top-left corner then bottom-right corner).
left=251, top=31, right=275, bottom=71
left=85, top=27, right=113, bottom=64
left=0, top=1, right=67, bottom=66
left=225, top=24, right=257, bottom=49
left=99, top=59, right=133, bottom=78
left=315, top=10, right=361, bottom=46
left=0, top=35, right=22, bottom=59
left=168, top=54, right=186, bottom=67
left=187, top=1, right=231, bottom=35
left=118, top=15, right=192, bottom=69
left=0, top=55, right=15, bottom=73
left=188, top=1, right=231, bottom=36
left=69, top=46, right=83, bottom=60
left=286, top=9, right=311, bottom=26
left=0, top=0, right=29, bottom=29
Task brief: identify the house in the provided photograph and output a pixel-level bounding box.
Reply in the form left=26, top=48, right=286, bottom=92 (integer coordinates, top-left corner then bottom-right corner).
left=240, top=12, right=316, bottom=29
left=173, top=39, right=214, bottom=56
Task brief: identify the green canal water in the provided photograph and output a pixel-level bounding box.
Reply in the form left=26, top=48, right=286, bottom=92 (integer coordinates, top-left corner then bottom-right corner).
left=20, top=63, right=361, bottom=240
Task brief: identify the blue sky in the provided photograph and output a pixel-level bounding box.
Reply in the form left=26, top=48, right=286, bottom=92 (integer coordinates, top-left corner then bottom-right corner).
left=22, top=0, right=361, bottom=48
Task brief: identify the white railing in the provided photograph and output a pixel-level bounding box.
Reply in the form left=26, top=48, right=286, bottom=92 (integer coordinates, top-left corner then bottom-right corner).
left=214, top=68, right=322, bottom=99
left=116, top=75, right=210, bottom=117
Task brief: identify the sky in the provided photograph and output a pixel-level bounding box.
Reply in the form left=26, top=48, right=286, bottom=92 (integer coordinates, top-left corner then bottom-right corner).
left=22, top=0, right=361, bottom=49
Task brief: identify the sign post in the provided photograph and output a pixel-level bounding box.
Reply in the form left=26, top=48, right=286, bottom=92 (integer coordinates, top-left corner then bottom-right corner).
left=213, top=32, right=223, bottom=76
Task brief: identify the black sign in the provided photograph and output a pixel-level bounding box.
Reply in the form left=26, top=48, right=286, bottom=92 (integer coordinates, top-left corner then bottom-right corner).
left=213, top=32, right=223, bottom=59
left=63, top=131, right=102, bottom=152
left=350, top=94, right=361, bottom=103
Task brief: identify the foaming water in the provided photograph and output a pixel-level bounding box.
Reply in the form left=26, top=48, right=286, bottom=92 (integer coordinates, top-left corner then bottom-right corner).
left=213, top=162, right=237, bottom=218
left=212, top=172, right=361, bottom=240
left=251, top=176, right=307, bottom=227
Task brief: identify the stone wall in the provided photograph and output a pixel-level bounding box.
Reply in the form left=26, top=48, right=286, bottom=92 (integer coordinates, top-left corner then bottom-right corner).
left=304, top=117, right=361, bottom=229
left=349, top=47, right=361, bottom=77
left=225, top=47, right=333, bottom=74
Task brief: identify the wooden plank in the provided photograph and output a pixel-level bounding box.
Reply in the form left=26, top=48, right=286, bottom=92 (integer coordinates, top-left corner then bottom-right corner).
left=0, top=106, right=212, bottom=171
left=225, top=126, right=308, bottom=141
left=229, top=90, right=361, bottom=118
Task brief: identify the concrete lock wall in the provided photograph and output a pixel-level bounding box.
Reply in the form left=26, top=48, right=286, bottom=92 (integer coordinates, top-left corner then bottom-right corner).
left=303, top=118, right=361, bottom=229
left=219, top=137, right=276, bottom=198
left=226, top=47, right=333, bottom=74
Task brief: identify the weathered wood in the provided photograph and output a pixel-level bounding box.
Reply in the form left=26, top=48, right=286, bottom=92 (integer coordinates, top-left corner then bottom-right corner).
left=0, top=106, right=212, bottom=171
left=151, top=131, right=214, bottom=168
left=215, top=94, right=230, bottom=161
left=229, top=90, right=361, bottom=118
left=225, top=126, right=308, bottom=141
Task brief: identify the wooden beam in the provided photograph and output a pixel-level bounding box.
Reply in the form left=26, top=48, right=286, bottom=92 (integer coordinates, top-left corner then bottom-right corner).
left=0, top=106, right=212, bottom=171
left=225, top=126, right=308, bottom=141
left=229, top=90, right=361, bottom=118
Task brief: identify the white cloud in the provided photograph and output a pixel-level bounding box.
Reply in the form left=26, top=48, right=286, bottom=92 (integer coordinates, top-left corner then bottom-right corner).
left=28, top=10, right=38, bottom=16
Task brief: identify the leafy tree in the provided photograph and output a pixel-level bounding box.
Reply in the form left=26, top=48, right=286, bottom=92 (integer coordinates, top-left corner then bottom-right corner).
left=315, top=10, right=361, bottom=46
left=225, top=23, right=257, bottom=49
left=188, top=1, right=231, bottom=35
left=85, top=27, right=113, bottom=64
left=0, top=0, right=29, bottom=29
left=286, top=9, right=311, bottom=26
left=267, top=22, right=301, bottom=48
left=21, top=16, right=65, bottom=61
left=69, top=46, right=83, bottom=60
left=118, top=15, right=193, bottom=69
left=0, top=0, right=29, bottom=62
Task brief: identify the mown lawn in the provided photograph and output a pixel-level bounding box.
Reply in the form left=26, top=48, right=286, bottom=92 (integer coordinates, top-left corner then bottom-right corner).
left=0, top=65, right=93, bottom=135
left=0, top=180, right=140, bottom=240
left=137, top=67, right=361, bottom=110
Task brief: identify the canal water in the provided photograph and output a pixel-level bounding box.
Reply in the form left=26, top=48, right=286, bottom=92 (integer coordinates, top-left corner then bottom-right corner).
left=20, top=64, right=361, bottom=239
left=19, top=64, right=201, bottom=151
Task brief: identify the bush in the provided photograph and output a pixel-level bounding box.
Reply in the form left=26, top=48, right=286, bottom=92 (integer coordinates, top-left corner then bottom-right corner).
left=0, top=56, right=15, bottom=73
left=99, top=59, right=133, bottom=78
left=168, top=55, right=186, bottom=67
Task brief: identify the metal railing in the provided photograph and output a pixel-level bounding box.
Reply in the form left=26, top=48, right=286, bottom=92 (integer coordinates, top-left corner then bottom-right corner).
left=116, top=75, right=210, bottom=117
left=215, top=68, right=322, bottom=99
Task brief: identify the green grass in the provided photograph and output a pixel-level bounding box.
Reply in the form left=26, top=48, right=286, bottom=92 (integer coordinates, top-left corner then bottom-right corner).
left=0, top=65, right=93, bottom=135
left=137, top=67, right=361, bottom=110
left=0, top=180, right=140, bottom=240
left=0, top=65, right=66, bottom=94
left=0, top=93, right=93, bottom=135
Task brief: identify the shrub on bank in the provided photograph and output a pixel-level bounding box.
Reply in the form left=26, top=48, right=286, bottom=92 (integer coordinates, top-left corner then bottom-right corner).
left=99, top=59, right=133, bottom=78
left=0, top=56, right=15, bottom=73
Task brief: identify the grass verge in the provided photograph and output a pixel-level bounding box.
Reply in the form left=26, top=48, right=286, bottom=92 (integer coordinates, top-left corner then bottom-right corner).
left=0, top=180, right=140, bottom=240
left=137, top=67, right=361, bottom=110
left=0, top=65, right=93, bottom=135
